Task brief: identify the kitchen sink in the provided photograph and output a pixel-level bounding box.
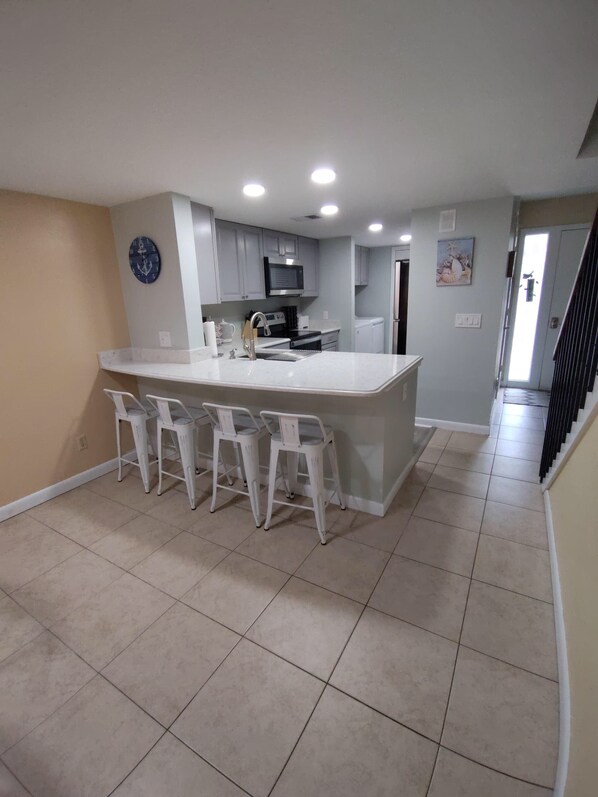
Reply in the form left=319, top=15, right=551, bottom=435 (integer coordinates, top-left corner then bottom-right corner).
left=242, top=350, right=320, bottom=362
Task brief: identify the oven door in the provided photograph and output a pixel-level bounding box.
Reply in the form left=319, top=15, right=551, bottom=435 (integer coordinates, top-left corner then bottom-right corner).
left=290, top=334, right=322, bottom=351
left=264, top=258, right=304, bottom=296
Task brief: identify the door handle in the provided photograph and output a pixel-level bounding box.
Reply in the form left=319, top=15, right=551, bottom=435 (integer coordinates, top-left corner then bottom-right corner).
left=550, top=317, right=559, bottom=329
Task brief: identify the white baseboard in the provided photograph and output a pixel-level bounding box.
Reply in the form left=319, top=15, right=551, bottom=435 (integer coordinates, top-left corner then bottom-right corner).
left=0, top=450, right=138, bottom=523
left=543, top=491, right=570, bottom=797
left=416, top=417, right=490, bottom=435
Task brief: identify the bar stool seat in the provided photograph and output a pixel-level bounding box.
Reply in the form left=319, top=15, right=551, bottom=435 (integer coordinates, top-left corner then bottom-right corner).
left=203, top=403, right=279, bottom=527
left=260, top=411, right=345, bottom=544
left=146, top=395, right=213, bottom=510
left=103, top=389, right=158, bottom=493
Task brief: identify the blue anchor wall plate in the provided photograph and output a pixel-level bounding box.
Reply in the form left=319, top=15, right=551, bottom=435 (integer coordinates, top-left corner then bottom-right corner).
left=129, top=236, right=161, bottom=284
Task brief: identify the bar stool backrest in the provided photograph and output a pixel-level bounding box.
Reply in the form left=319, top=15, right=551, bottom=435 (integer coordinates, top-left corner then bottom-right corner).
left=203, top=403, right=261, bottom=437
left=260, top=411, right=327, bottom=447
left=103, top=389, right=147, bottom=419
left=145, top=395, right=194, bottom=428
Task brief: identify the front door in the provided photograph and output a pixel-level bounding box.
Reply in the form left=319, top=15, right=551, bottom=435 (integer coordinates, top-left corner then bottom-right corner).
left=504, top=224, right=589, bottom=390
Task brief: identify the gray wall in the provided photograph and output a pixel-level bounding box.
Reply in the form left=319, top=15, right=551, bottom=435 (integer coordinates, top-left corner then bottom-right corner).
left=355, top=246, right=393, bottom=352
left=111, top=192, right=204, bottom=350
left=408, top=197, right=515, bottom=427
left=303, top=237, right=354, bottom=351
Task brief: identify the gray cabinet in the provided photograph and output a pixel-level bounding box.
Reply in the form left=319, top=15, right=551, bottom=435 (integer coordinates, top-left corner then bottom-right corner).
left=297, top=235, right=319, bottom=297
left=215, top=220, right=265, bottom=302
left=191, top=202, right=220, bottom=305
left=263, top=229, right=298, bottom=259
left=321, top=330, right=339, bottom=351
left=355, top=245, right=370, bottom=286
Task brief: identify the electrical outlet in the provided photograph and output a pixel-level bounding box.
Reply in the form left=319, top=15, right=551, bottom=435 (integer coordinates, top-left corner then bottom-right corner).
left=159, top=331, right=172, bottom=348
left=77, top=434, right=88, bottom=451
left=323, top=310, right=329, bottom=319
left=402, top=383, right=408, bottom=401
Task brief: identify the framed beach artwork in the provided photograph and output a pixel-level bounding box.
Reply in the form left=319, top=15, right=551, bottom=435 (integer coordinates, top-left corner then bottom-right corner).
left=436, top=237, right=474, bottom=286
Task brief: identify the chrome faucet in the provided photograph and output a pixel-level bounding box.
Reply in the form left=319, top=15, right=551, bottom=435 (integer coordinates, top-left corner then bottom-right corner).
left=243, top=312, right=271, bottom=360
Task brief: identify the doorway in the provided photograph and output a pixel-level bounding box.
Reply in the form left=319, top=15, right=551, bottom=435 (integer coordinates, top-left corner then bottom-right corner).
left=504, top=224, right=590, bottom=390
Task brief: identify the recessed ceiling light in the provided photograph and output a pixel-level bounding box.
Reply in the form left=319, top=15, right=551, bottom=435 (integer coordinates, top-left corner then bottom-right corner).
left=320, top=204, right=339, bottom=216
left=243, top=183, right=265, bottom=197
left=311, top=168, right=336, bottom=184
left=400, top=233, right=412, bottom=242
left=369, top=223, right=383, bottom=232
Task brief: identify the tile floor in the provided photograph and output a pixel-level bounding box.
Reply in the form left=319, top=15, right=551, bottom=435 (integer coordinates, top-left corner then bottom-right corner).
left=0, top=401, right=558, bottom=796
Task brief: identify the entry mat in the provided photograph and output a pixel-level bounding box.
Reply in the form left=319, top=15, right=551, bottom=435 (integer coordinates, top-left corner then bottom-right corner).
left=504, top=388, right=550, bottom=407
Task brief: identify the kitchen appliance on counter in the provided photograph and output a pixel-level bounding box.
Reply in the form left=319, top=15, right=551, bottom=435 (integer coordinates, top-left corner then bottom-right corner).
left=264, top=257, right=304, bottom=297
left=254, top=310, right=323, bottom=351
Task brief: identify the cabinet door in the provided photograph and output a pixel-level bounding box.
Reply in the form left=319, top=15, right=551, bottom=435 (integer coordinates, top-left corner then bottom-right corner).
left=263, top=229, right=298, bottom=258
left=215, top=221, right=244, bottom=301
left=297, top=236, right=319, bottom=296
left=355, top=323, right=373, bottom=352
left=262, top=229, right=281, bottom=258
left=372, top=322, right=384, bottom=353
left=192, top=202, right=220, bottom=304
left=280, top=234, right=298, bottom=258
left=240, top=226, right=265, bottom=300
left=355, top=246, right=367, bottom=286
left=360, top=247, right=370, bottom=286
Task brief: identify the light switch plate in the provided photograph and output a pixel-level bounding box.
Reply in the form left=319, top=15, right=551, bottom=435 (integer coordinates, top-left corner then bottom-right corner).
left=159, top=331, right=172, bottom=347
left=455, top=314, right=482, bottom=328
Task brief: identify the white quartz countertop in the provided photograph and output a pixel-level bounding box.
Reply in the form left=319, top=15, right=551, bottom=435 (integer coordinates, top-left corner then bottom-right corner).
left=101, top=351, right=422, bottom=397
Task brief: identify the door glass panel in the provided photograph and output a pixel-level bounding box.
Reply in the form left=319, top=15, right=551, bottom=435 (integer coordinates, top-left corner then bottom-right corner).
left=508, top=233, right=549, bottom=382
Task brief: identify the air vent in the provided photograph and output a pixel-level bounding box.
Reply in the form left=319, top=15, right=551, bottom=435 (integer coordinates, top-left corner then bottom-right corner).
left=290, top=214, right=323, bottom=221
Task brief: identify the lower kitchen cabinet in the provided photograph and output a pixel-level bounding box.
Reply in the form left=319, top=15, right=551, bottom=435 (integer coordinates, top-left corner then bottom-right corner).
left=215, top=219, right=265, bottom=301
left=354, top=317, right=384, bottom=353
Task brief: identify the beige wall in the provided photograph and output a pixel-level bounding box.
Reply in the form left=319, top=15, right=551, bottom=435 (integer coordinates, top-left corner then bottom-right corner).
left=547, top=413, right=598, bottom=796
left=520, top=193, right=598, bottom=229
left=0, top=190, right=136, bottom=506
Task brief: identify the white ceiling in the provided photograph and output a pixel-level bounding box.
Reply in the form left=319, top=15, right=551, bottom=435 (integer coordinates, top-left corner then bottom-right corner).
left=2, top=0, right=597, bottom=245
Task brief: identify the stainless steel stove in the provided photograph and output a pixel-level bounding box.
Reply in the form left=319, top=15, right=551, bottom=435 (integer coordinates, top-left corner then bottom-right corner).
left=256, top=311, right=323, bottom=351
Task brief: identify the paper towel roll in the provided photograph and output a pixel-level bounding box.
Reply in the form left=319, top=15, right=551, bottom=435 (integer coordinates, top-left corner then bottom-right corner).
left=203, top=321, right=218, bottom=357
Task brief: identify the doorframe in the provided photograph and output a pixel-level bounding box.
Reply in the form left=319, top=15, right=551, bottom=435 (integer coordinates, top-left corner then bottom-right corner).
left=502, top=224, right=589, bottom=389
left=391, top=245, right=410, bottom=354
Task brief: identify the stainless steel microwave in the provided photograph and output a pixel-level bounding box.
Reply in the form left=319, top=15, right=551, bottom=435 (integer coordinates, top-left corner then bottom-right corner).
left=264, top=257, right=304, bottom=297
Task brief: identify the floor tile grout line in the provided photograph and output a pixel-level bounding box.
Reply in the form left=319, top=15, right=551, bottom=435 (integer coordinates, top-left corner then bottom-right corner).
left=438, top=742, right=556, bottom=791
left=478, top=528, right=549, bottom=553
left=425, top=475, right=489, bottom=796
left=104, top=728, right=169, bottom=797
left=0, top=755, right=33, bottom=795
left=469, top=575, right=553, bottom=605
left=159, top=731, right=255, bottom=797
left=457, top=642, right=559, bottom=684
left=325, top=682, right=443, bottom=748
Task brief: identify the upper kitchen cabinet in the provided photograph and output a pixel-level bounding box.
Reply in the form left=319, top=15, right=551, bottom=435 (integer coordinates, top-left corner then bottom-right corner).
left=297, top=235, right=319, bottom=296
left=215, top=220, right=266, bottom=301
left=191, top=202, right=220, bottom=305
left=263, top=229, right=298, bottom=259
left=355, top=245, right=370, bottom=286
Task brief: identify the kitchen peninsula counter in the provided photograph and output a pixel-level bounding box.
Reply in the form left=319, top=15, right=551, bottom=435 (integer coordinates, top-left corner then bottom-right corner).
left=100, top=350, right=421, bottom=397
left=99, top=349, right=424, bottom=516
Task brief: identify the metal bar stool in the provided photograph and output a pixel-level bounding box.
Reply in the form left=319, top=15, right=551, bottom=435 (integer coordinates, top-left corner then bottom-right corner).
left=260, top=411, right=345, bottom=544
left=103, top=389, right=158, bottom=493
left=145, top=395, right=213, bottom=510
left=202, top=403, right=277, bottom=527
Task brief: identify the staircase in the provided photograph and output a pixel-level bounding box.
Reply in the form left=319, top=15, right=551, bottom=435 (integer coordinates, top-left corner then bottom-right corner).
left=540, top=206, right=598, bottom=481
